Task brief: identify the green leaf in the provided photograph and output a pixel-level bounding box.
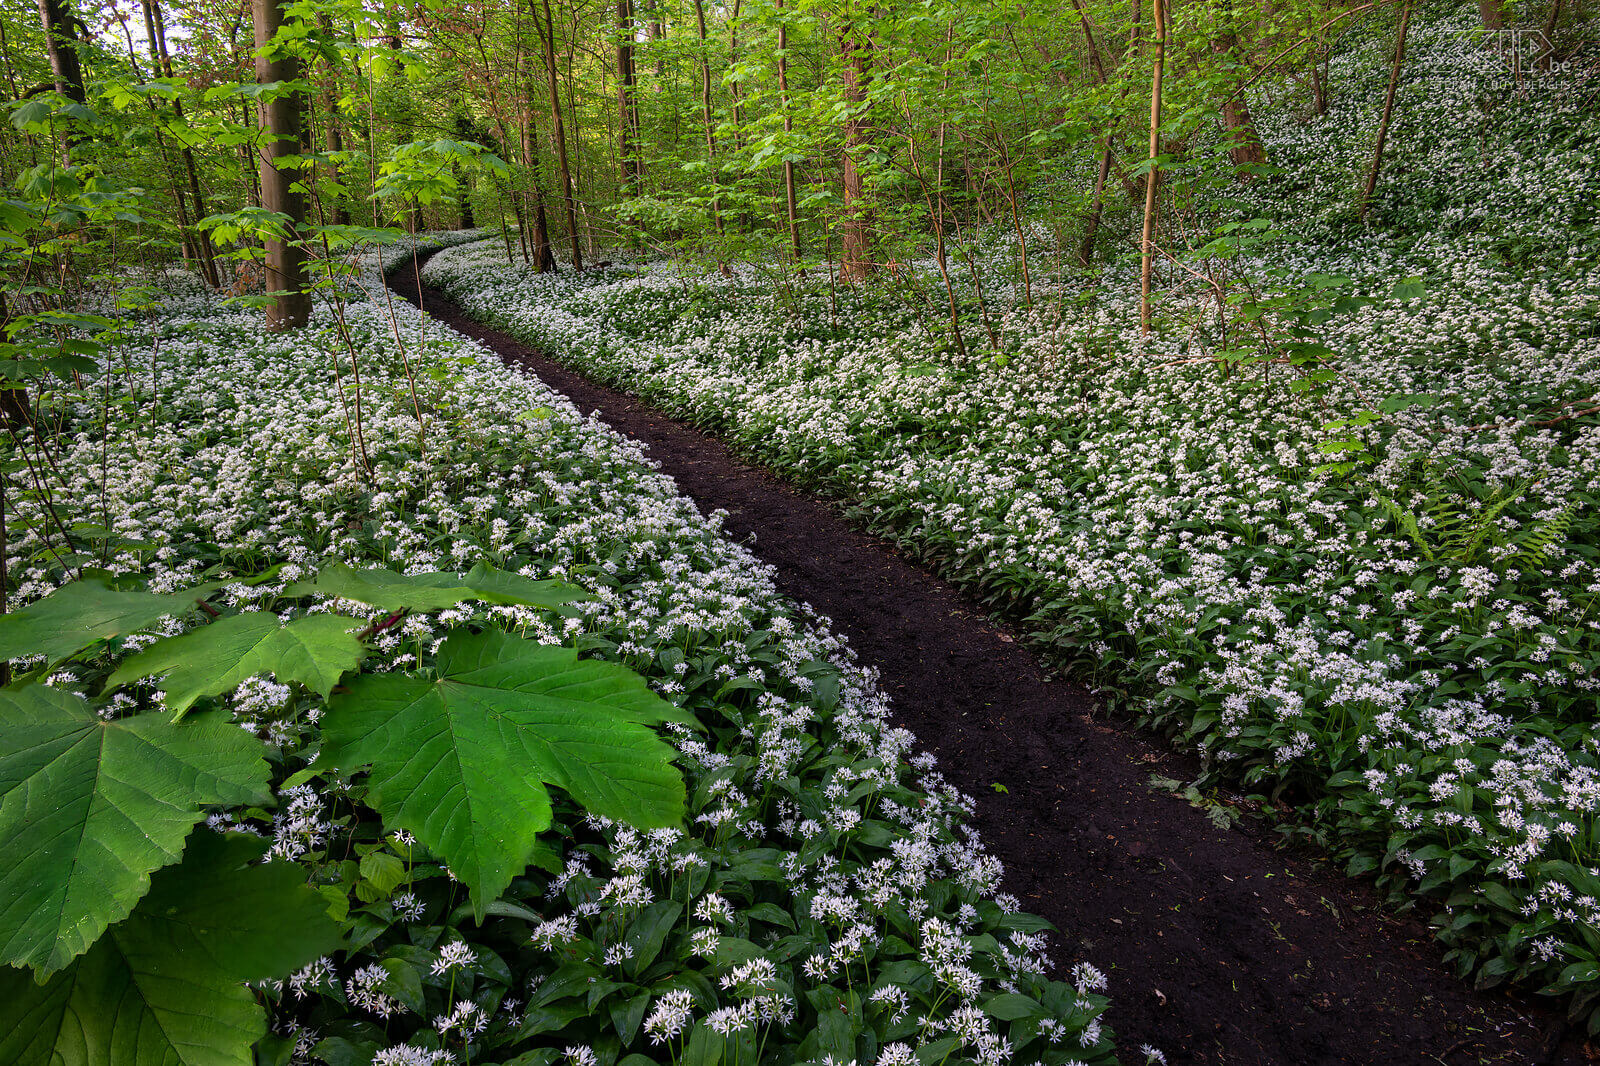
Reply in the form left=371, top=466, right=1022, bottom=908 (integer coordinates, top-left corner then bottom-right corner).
left=359, top=851, right=408, bottom=896
left=319, top=629, right=689, bottom=917
left=0, top=832, right=341, bottom=1066
left=624, top=900, right=683, bottom=977
left=981, top=993, right=1044, bottom=1020
left=0, top=576, right=219, bottom=664
left=0, top=687, right=272, bottom=974
left=287, top=562, right=592, bottom=612
left=106, top=613, right=366, bottom=718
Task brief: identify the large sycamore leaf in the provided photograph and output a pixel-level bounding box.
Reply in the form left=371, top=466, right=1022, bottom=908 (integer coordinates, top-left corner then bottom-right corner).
left=286, top=561, right=593, bottom=613
left=106, top=613, right=367, bottom=718
left=0, top=832, right=342, bottom=1066
left=0, top=687, right=272, bottom=974
left=0, top=576, right=222, bottom=664
left=320, top=629, right=689, bottom=916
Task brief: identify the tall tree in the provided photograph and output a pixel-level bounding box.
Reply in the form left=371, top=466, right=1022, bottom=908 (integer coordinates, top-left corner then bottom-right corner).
left=1211, top=15, right=1267, bottom=175
left=617, top=0, right=639, bottom=192
left=145, top=0, right=221, bottom=286
left=838, top=16, right=875, bottom=281
left=35, top=0, right=85, bottom=107
left=253, top=0, right=311, bottom=330
left=1140, top=0, right=1167, bottom=335
left=1360, top=0, right=1411, bottom=221
left=538, top=0, right=583, bottom=270
left=776, top=0, right=800, bottom=259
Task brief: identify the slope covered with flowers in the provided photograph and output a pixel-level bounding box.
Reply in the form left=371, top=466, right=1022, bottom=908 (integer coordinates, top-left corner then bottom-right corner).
left=421, top=10, right=1600, bottom=1028
left=0, top=240, right=1117, bottom=1066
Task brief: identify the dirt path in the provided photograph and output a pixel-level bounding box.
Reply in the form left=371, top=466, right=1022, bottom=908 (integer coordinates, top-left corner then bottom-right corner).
left=390, top=254, right=1579, bottom=1066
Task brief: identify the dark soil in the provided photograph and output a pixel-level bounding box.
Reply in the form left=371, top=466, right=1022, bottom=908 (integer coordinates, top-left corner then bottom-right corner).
left=390, top=254, right=1584, bottom=1066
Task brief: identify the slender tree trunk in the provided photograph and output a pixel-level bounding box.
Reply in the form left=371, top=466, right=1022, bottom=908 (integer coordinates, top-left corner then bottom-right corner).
left=518, top=114, right=557, bottom=270
left=728, top=0, right=745, bottom=149
left=538, top=0, right=583, bottom=270
left=616, top=0, right=639, bottom=192
left=253, top=0, right=311, bottom=330
left=1479, top=0, right=1507, bottom=31
left=1140, top=0, right=1167, bottom=335
left=146, top=0, right=221, bottom=286
left=1080, top=145, right=1112, bottom=267
left=776, top=0, right=800, bottom=259
left=1213, top=28, right=1268, bottom=175
left=1361, top=0, right=1411, bottom=221
left=838, top=19, right=875, bottom=281
left=314, top=12, right=349, bottom=227
left=1066, top=0, right=1115, bottom=267
left=692, top=0, right=731, bottom=268
left=1541, top=0, right=1562, bottom=66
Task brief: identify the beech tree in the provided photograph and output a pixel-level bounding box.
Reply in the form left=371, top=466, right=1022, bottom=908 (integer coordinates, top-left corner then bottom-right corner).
left=253, top=0, right=310, bottom=330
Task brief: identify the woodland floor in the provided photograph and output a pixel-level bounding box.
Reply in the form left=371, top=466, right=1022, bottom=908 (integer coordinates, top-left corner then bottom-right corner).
left=390, top=253, right=1586, bottom=1066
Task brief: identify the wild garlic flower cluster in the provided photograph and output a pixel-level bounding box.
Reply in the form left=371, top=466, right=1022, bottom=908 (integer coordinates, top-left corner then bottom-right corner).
left=4, top=242, right=1115, bottom=1063
left=421, top=13, right=1599, bottom=1008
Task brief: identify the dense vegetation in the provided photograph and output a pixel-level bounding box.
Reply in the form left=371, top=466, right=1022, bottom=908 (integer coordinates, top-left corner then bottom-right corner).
left=0, top=0, right=1595, bottom=1061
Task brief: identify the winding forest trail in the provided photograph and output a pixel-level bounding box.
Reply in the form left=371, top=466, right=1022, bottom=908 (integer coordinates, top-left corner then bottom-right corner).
left=389, top=254, right=1580, bottom=1066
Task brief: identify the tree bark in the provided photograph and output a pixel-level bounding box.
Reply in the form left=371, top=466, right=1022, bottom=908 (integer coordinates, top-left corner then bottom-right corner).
left=1212, top=29, right=1268, bottom=174
left=616, top=0, right=639, bottom=192
left=776, top=0, right=800, bottom=259
left=1065, top=0, right=1115, bottom=266
left=838, top=19, right=875, bottom=281
left=1360, top=0, right=1411, bottom=222
left=36, top=0, right=85, bottom=105
left=314, top=12, right=348, bottom=227
left=1479, top=0, right=1507, bottom=31
left=253, top=0, right=311, bottom=330
left=538, top=0, right=583, bottom=270
left=146, top=0, right=222, bottom=286
left=1140, top=0, right=1167, bottom=335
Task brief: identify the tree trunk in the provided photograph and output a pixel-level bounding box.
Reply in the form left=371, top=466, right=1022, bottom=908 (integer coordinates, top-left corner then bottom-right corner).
left=692, top=0, right=730, bottom=268
left=1080, top=145, right=1112, bottom=267
left=517, top=114, right=557, bottom=271
left=1140, top=0, right=1167, bottom=335
left=314, top=12, right=348, bottom=227
left=1066, top=0, right=1114, bottom=266
left=838, top=20, right=875, bottom=281
left=253, top=0, right=311, bottom=330
left=146, top=0, right=221, bottom=286
left=538, top=0, right=583, bottom=271
left=453, top=116, right=476, bottom=229
left=1479, top=0, right=1507, bottom=31
left=36, top=0, right=85, bottom=105
left=616, top=0, right=639, bottom=192
left=728, top=0, right=745, bottom=149
left=1212, top=30, right=1267, bottom=174
left=777, top=0, right=799, bottom=259
left=1360, top=0, right=1411, bottom=222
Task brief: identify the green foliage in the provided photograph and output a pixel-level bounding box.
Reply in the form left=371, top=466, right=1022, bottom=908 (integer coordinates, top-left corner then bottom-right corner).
left=320, top=628, right=691, bottom=917
left=0, top=561, right=692, bottom=1061
left=1373, top=465, right=1525, bottom=564
left=106, top=613, right=368, bottom=718
left=0, top=575, right=219, bottom=666
left=0, top=833, right=341, bottom=1066
left=0, top=683, right=272, bottom=974
left=287, top=560, right=592, bottom=612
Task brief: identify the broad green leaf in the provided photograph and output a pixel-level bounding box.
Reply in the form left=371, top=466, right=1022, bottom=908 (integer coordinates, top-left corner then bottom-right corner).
left=286, top=561, right=592, bottom=612
left=0, top=576, right=221, bottom=664
left=0, top=832, right=342, bottom=1066
left=0, top=687, right=272, bottom=973
left=106, top=613, right=366, bottom=718
left=320, top=629, right=688, bottom=917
